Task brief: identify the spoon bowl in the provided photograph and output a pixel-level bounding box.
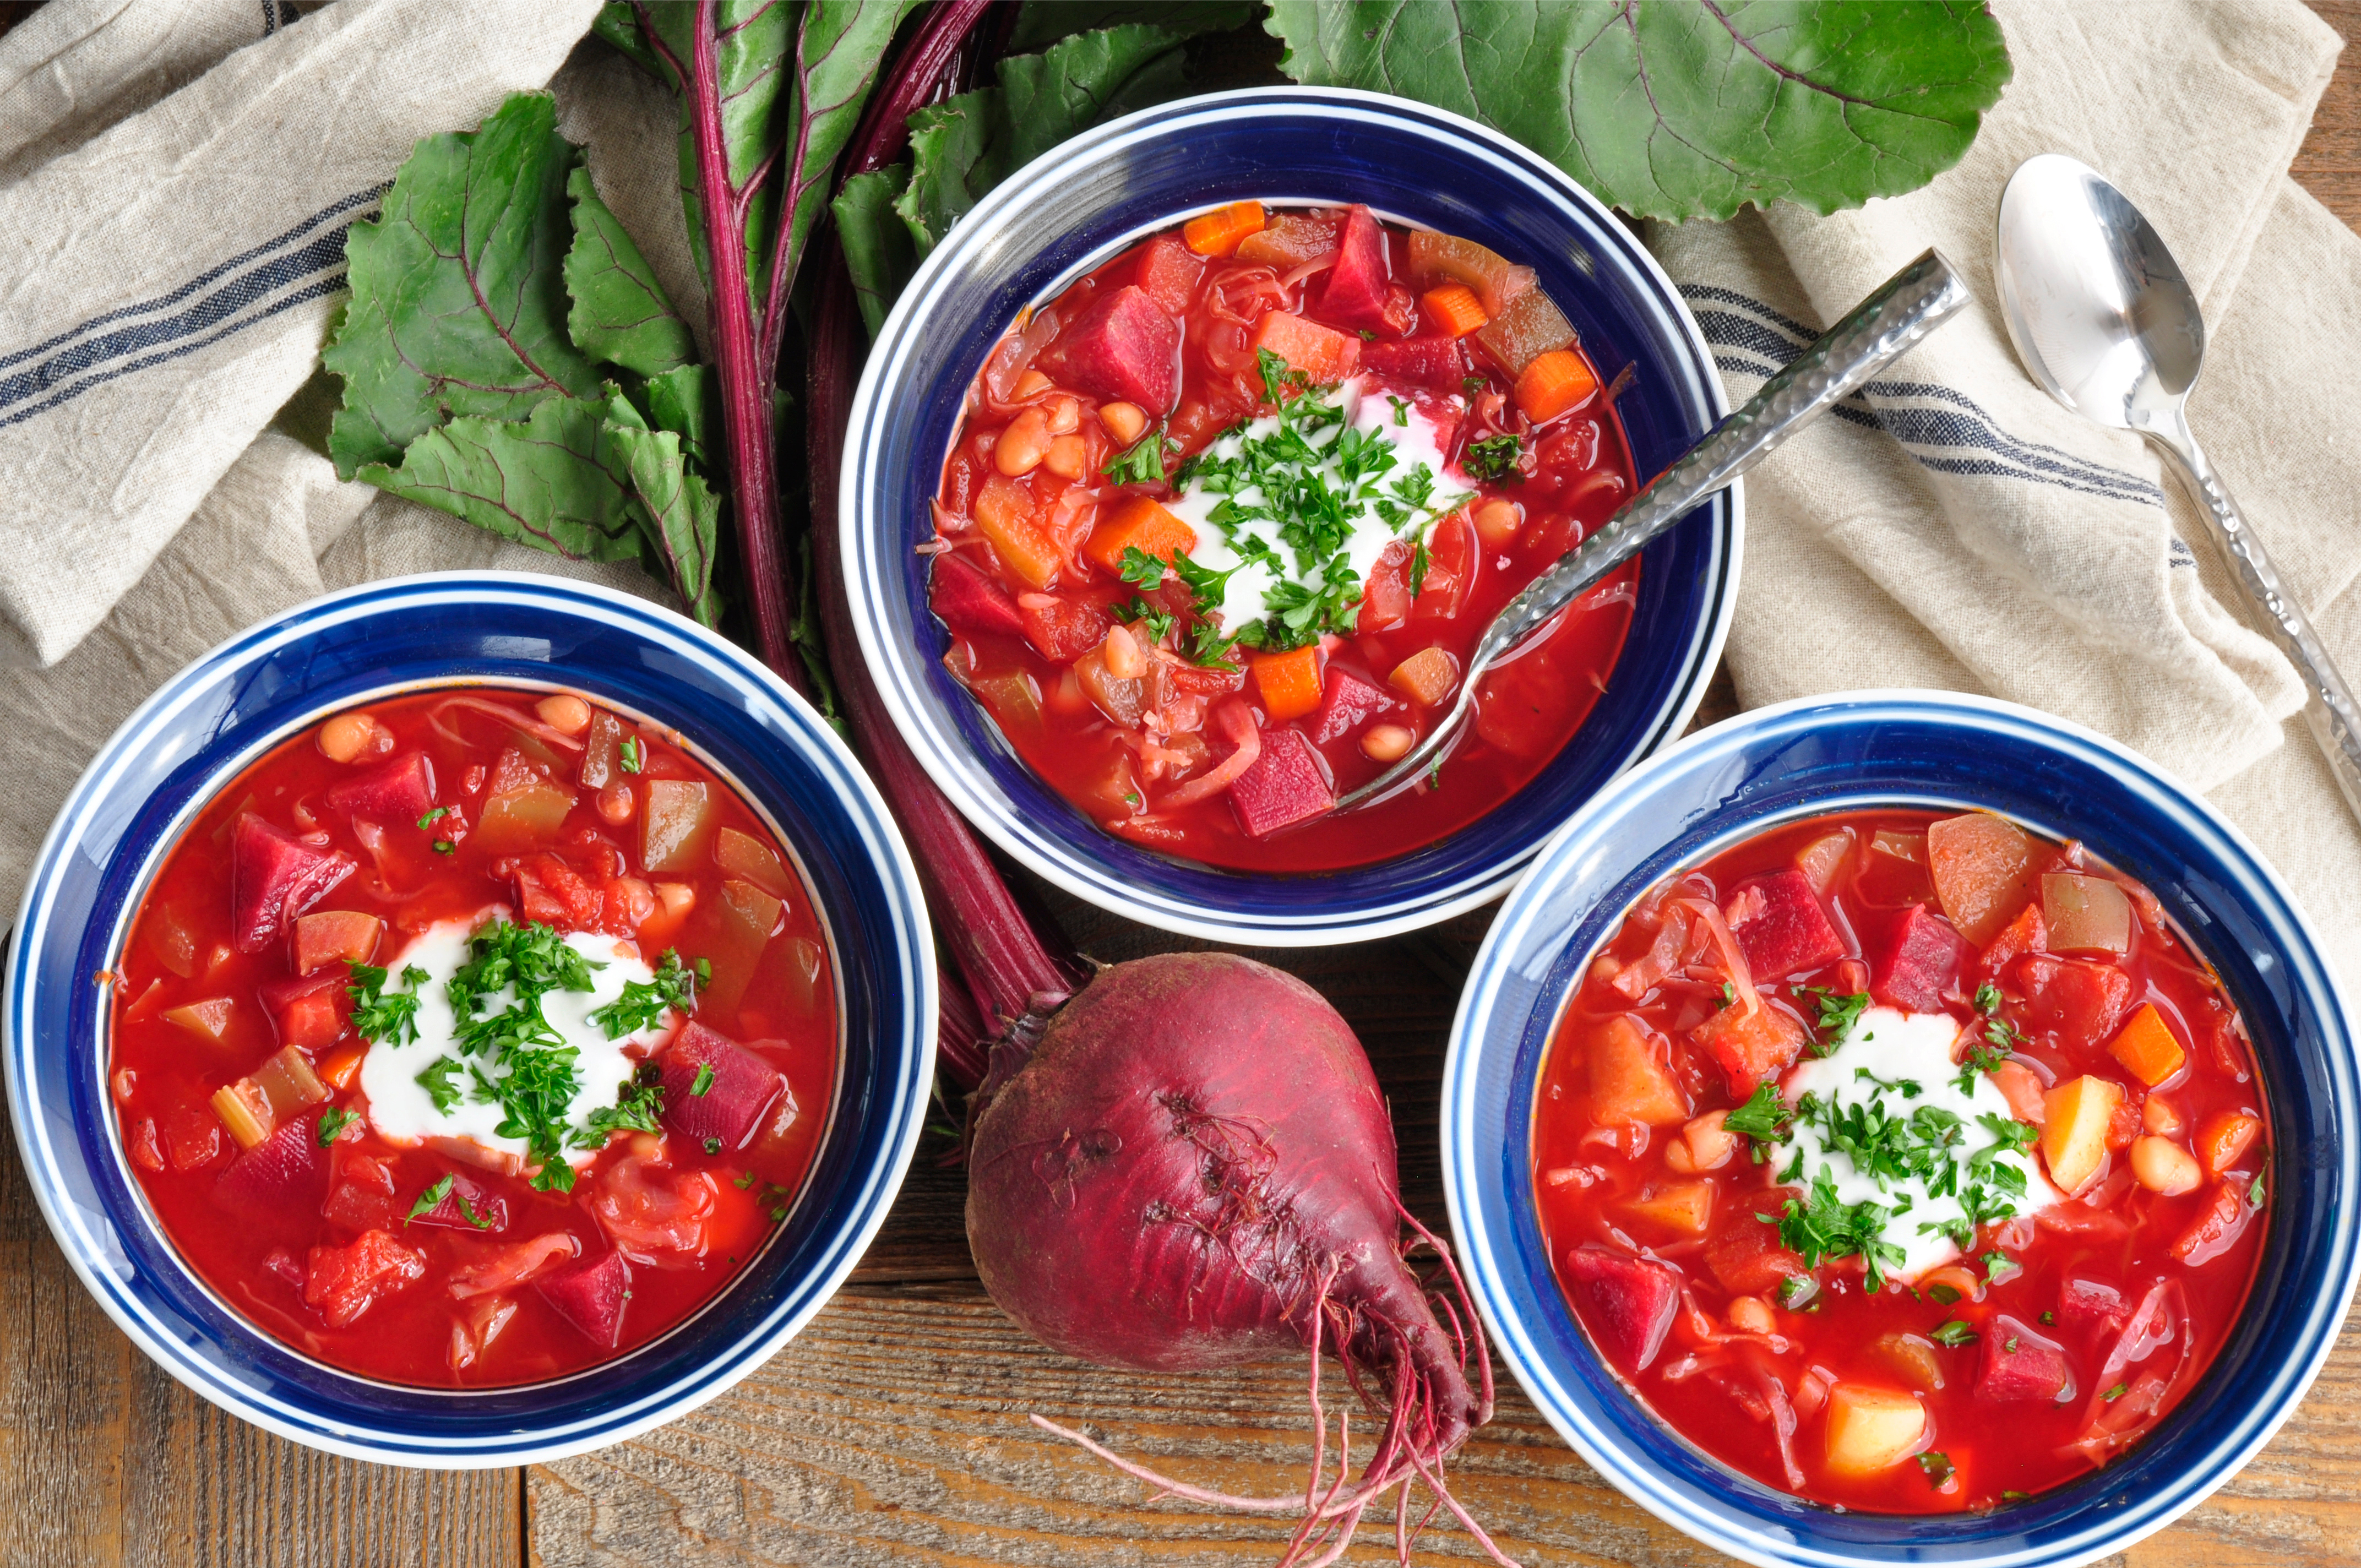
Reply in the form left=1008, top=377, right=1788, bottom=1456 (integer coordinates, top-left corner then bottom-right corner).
left=1995, top=153, right=2361, bottom=824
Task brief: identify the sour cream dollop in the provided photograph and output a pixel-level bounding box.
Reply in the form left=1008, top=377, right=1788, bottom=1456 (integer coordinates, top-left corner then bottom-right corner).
left=1774, top=1005, right=2063, bottom=1283
left=359, top=918, right=677, bottom=1169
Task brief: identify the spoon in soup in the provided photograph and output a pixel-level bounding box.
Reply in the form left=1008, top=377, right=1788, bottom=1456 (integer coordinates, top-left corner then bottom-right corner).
left=1335, top=247, right=1971, bottom=813
left=1994, top=153, right=2361, bottom=825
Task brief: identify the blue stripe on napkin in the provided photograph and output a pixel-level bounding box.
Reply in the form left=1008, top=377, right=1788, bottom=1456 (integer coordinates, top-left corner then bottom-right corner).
left=0, top=187, right=383, bottom=431
left=1680, top=284, right=2172, bottom=511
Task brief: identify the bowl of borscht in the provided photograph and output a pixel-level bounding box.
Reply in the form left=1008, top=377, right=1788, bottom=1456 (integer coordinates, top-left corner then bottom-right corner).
left=4, top=572, right=937, bottom=1465
left=840, top=87, right=1737, bottom=944
left=1443, top=690, right=2358, bottom=1565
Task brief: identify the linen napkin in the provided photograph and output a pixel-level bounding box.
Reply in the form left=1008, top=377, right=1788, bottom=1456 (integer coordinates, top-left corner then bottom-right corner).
left=1647, top=0, right=2361, bottom=988
left=0, top=0, right=689, bottom=921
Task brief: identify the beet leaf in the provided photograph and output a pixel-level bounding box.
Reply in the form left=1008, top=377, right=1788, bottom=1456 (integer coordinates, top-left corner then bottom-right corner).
left=1266, top=0, right=2014, bottom=223
left=596, top=0, right=920, bottom=697
left=325, top=93, right=729, bottom=627
left=831, top=14, right=1241, bottom=337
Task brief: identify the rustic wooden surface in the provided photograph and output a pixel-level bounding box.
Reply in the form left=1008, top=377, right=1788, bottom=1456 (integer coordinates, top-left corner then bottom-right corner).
left=6, top=7, right=2361, bottom=1567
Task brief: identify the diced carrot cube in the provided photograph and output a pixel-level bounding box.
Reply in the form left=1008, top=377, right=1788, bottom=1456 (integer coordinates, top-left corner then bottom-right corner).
left=1978, top=901, right=2048, bottom=977
left=1081, top=495, right=1195, bottom=575
left=972, top=475, right=1064, bottom=589
left=1513, top=349, right=1600, bottom=423
left=1250, top=646, right=1324, bottom=723
left=318, top=1044, right=367, bottom=1092
left=1250, top=310, right=1360, bottom=384
left=1182, top=200, right=1265, bottom=258
left=1420, top=282, right=1489, bottom=337
left=2195, top=1110, right=2262, bottom=1174
left=2108, top=1003, right=2185, bottom=1087
left=1388, top=645, right=1456, bottom=706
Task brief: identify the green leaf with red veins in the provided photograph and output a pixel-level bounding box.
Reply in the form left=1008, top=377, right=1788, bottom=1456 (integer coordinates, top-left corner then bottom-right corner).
left=605, top=395, right=727, bottom=628
left=324, top=94, right=601, bottom=478
left=1265, top=0, right=2014, bottom=223
left=563, top=166, right=696, bottom=378
left=833, top=162, right=917, bottom=337
left=356, top=393, right=646, bottom=567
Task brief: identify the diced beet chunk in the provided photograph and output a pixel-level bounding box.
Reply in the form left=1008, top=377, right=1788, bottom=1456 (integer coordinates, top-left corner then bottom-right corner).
left=1563, top=1245, right=1680, bottom=1371
left=1045, top=285, right=1180, bottom=413
left=409, top=1169, right=512, bottom=1233
left=1870, top=903, right=1970, bottom=1012
left=1361, top=336, right=1467, bottom=392
left=1316, top=204, right=1392, bottom=331
left=1228, top=727, right=1335, bottom=838
left=1977, top=1315, right=2074, bottom=1402
left=1307, top=666, right=1397, bottom=744
left=1134, top=232, right=1204, bottom=318
left=213, top=1112, right=327, bottom=1214
left=660, top=1022, right=785, bottom=1153
left=1727, top=870, right=1845, bottom=981
left=325, top=750, right=436, bottom=821
left=2058, top=1275, right=2131, bottom=1333
left=930, top=550, right=1026, bottom=639
left=230, top=813, right=355, bottom=954
left=537, top=1247, right=632, bottom=1348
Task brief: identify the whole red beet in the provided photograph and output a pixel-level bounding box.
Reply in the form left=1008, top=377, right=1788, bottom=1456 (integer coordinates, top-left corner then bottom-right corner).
left=966, top=953, right=1505, bottom=1565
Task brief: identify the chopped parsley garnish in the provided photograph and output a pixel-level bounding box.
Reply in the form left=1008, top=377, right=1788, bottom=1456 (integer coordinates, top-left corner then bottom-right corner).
left=417, top=1055, right=465, bottom=1113
left=1461, top=375, right=1487, bottom=395
left=2003, top=1490, right=2031, bottom=1503
left=317, top=1108, right=359, bottom=1146
left=579, top=1066, right=665, bottom=1145
left=586, top=948, right=699, bottom=1039
left=1776, top=1273, right=1819, bottom=1309
left=349, top=963, right=431, bottom=1048
left=1387, top=394, right=1410, bottom=426
left=1117, top=546, right=1167, bottom=590
left=1160, top=353, right=1468, bottom=656
left=2005, top=1336, right=2021, bottom=1352
left=2250, top=1172, right=2267, bottom=1208
left=690, top=1063, right=716, bottom=1097
left=2040, top=1310, right=2055, bottom=1325
left=417, top=805, right=454, bottom=829
left=1916, top=1451, right=1954, bottom=1487
left=1929, top=1320, right=1978, bottom=1348
left=1974, top=982, right=2003, bottom=1015
left=1117, top=596, right=1175, bottom=641
left=406, top=1174, right=455, bottom=1223
left=619, top=736, right=644, bottom=774
left=443, top=920, right=605, bottom=1191
left=1800, top=987, right=1870, bottom=1056
left=704, top=1136, right=722, bottom=1155
left=2102, top=1382, right=2128, bottom=1402
left=432, top=841, right=455, bottom=854
left=1102, top=427, right=1168, bottom=486
left=1462, top=433, right=1523, bottom=482
left=1927, top=1282, right=1961, bottom=1305
left=1776, top=1166, right=1906, bottom=1291
left=1982, top=1250, right=2019, bottom=1280
left=1725, top=1081, right=1794, bottom=1142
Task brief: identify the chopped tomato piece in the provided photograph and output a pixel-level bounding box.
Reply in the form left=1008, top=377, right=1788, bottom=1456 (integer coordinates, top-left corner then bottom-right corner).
left=303, top=1229, right=425, bottom=1327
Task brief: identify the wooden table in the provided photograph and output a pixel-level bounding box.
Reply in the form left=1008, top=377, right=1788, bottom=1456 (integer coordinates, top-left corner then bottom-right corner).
left=9, top=9, right=2361, bottom=1566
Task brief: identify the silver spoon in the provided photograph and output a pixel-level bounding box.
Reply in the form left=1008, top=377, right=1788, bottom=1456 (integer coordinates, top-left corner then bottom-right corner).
left=1336, top=247, right=1971, bottom=812
left=1996, top=153, right=2361, bottom=824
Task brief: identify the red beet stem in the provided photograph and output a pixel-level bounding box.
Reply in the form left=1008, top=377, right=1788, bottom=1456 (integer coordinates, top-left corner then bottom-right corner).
left=633, top=0, right=804, bottom=695
left=805, top=0, right=1082, bottom=1085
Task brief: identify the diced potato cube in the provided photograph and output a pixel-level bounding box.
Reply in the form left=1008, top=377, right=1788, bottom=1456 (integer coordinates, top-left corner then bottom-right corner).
left=165, top=998, right=236, bottom=1043
left=1622, top=1180, right=1714, bottom=1237
left=1586, top=1015, right=1688, bottom=1128
left=714, top=826, right=792, bottom=900
left=642, top=780, right=714, bottom=873
left=1822, top=1385, right=1927, bottom=1477
left=2042, top=1075, right=2125, bottom=1196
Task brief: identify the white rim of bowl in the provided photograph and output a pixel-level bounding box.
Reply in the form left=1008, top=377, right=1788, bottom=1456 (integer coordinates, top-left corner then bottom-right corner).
left=1441, top=687, right=2360, bottom=1567
left=842, top=85, right=1740, bottom=948
left=3, top=570, right=939, bottom=1467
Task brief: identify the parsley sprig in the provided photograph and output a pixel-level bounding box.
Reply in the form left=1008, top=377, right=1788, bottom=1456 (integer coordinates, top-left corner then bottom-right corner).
left=442, top=921, right=606, bottom=1192
left=350, top=963, right=431, bottom=1047
left=586, top=948, right=704, bottom=1039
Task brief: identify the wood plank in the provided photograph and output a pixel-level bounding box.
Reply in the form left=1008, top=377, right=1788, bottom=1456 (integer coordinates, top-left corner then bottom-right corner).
left=0, top=1096, right=523, bottom=1568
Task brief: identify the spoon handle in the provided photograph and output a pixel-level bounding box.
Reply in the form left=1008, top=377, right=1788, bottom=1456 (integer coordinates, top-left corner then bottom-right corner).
left=1462, top=247, right=1972, bottom=677
left=2148, top=421, right=2361, bottom=826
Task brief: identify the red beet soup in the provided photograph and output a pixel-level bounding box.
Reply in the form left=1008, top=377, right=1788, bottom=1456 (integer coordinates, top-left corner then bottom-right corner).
left=107, top=687, right=837, bottom=1387
left=928, top=200, right=1640, bottom=870
left=1533, top=808, right=2268, bottom=1511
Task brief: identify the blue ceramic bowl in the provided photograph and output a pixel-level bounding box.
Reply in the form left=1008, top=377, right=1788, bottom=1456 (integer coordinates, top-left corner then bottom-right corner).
left=841, top=87, right=1738, bottom=945
left=3, top=573, right=937, bottom=1466
left=1444, top=691, right=2358, bottom=1565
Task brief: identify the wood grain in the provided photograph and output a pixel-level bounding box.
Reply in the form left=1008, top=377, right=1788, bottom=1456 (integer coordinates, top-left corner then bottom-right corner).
left=3, top=8, right=2358, bottom=1568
